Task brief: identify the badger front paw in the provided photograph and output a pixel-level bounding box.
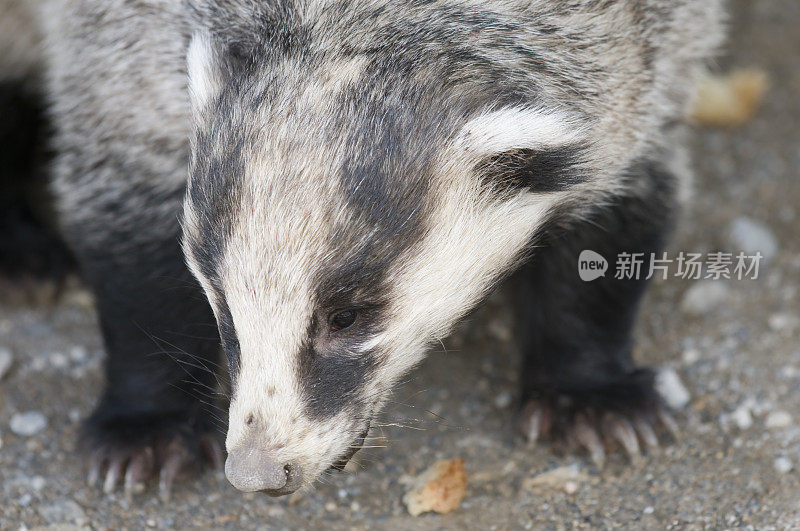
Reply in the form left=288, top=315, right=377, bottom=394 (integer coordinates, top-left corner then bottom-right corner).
left=519, top=368, right=677, bottom=468
left=81, top=411, right=224, bottom=500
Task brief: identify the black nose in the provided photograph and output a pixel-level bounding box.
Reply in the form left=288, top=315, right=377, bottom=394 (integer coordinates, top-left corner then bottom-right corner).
left=225, top=446, right=303, bottom=496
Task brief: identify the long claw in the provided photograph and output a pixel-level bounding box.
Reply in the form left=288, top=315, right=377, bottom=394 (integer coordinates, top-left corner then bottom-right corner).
left=124, top=448, right=154, bottom=498
left=87, top=450, right=105, bottom=487
left=634, top=416, right=659, bottom=450
left=103, top=456, right=125, bottom=494
left=159, top=441, right=188, bottom=502
left=574, top=414, right=605, bottom=468
left=657, top=408, right=680, bottom=439
left=521, top=403, right=543, bottom=442
left=607, top=415, right=641, bottom=463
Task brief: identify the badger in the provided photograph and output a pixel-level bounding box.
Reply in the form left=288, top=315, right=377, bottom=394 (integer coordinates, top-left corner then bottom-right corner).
left=5, top=0, right=724, bottom=498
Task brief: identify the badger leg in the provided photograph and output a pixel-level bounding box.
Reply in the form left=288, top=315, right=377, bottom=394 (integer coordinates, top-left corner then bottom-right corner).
left=0, top=82, right=75, bottom=300
left=55, top=174, right=223, bottom=498
left=511, top=157, right=679, bottom=467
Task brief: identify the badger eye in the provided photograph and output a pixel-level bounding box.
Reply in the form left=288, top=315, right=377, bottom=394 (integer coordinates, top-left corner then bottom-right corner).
left=329, top=309, right=357, bottom=332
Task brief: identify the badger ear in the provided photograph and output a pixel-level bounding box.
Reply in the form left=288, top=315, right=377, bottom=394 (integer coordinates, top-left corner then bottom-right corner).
left=187, top=31, right=225, bottom=113
left=457, top=107, right=590, bottom=194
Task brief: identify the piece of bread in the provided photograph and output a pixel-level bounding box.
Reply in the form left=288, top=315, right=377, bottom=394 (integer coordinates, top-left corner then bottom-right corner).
left=402, top=458, right=468, bottom=516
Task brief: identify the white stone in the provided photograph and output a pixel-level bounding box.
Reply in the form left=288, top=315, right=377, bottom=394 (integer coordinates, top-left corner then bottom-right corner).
left=30, top=476, right=46, bottom=491
left=681, top=281, right=730, bottom=316
left=38, top=499, right=87, bottom=525
left=774, top=457, right=793, bottom=474
left=494, top=391, right=513, bottom=409
left=49, top=352, right=69, bottom=369
left=682, top=348, right=701, bottom=365
left=10, top=411, right=47, bottom=436
left=730, top=405, right=753, bottom=430
left=68, top=346, right=89, bottom=363
left=768, top=313, right=799, bottom=332
left=765, top=410, right=792, bottom=429
left=728, top=217, right=778, bottom=262
left=656, top=368, right=691, bottom=410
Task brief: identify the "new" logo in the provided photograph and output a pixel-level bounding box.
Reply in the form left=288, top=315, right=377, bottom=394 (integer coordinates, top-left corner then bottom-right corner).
left=578, top=250, right=608, bottom=281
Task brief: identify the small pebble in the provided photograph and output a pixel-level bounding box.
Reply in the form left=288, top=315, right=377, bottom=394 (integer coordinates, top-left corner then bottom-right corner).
left=38, top=499, right=87, bottom=525
left=765, top=410, right=792, bottom=429
left=267, top=506, right=285, bottom=517
left=643, top=506, right=655, bottom=515
left=10, top=411, right=48, bottom=436
left=681, top=281, right=730, bottom=316
left=50, top=352, right=69, bottom=370
left=69, top=346, right=89, bottom=363
left=730, top=405, right=753, bottom=430
left=494, top=391, right=513, bottom=409
left=728, top=217, right=778, bottom=262
left=0, top=347, right=13, bottom=380
left=656, top=368, right=691, bottom=410
left=30, top=476, right=47, bottom=491
left=768, top=313, right=799, bottom=332
left=682, top=348, right=701, bottom=365
left=774, top=457, right=793, bottom=474
left=325, top=501, right=338, bottom=512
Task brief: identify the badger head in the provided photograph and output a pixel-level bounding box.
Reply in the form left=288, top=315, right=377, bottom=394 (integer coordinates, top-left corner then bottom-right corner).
left=181, top=29, right=607, bottom=496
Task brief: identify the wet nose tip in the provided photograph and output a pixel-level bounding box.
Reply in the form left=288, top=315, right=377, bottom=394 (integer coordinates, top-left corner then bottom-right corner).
left=225, top=447, right=303, bottom=495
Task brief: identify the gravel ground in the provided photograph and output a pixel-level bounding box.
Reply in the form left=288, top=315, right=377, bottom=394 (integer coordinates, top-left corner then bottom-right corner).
left=1, top=1, right=799, bottom=528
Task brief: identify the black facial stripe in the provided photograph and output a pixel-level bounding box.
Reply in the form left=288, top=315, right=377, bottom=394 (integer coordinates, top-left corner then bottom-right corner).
left=185, top=90, right=251, bottom=383
left=476, top=144, right=589, bottom=196
left=297, top=328, right=379, bottom=421
left=214, top=290, right=241, bottom=382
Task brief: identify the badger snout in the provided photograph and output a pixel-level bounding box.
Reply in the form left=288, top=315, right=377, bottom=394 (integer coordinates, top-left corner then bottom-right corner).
left=224, top=446, right=303, bottom=496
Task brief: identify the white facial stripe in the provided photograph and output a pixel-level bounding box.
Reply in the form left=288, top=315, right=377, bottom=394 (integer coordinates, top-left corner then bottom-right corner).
left=457, top=106, right=588, bottom=156
left=187, top=32, right=220, bottom=114
left=378, top=181, right=562, bottom=382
